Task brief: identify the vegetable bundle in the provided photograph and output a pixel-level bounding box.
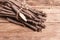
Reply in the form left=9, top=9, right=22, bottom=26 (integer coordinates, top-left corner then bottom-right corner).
left=0, top=0, right=47, bottom=32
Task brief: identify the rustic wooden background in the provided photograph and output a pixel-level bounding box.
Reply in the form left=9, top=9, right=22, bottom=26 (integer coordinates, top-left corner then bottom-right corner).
left=0, top=0, right=60, bottom=40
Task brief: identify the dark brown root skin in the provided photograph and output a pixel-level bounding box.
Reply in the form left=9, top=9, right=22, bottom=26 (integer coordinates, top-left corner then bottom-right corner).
left=0, top=0, right=47, bottom=32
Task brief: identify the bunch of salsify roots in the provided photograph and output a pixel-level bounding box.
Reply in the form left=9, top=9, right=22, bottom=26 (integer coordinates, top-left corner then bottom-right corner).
left=0, top=0, right=47, bottom=32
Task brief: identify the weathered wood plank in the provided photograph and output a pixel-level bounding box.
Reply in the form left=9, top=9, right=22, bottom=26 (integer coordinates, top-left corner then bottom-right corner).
left=0, top=23, right=33, bottom=32
left=0, top=6, right=60, bottom=22
left=41, top=9, right=60, bottom=22
left=46, top=13, right=60, bottom=22
left=0, top=13, right=60, bottom=23
left=26, top=0, right=60, bottom=6
left=31, top=6, right=60, bottom=22
left=0, top=22, right=59, bottom=40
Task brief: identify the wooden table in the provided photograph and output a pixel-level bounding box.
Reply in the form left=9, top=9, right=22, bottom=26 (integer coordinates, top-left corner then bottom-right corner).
left=0, top=6, right=60, bottom=40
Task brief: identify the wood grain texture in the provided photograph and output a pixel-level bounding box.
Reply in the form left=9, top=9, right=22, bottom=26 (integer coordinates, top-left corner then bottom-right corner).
left=26, top=0, right=60, bottom=6
left=0, top=6, right=60, bottom=40
left=0, top=0, right=60, bottom=40
left=0, top=22, right=60, bottom=40
left=30, top=6, right=60, bottom=22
